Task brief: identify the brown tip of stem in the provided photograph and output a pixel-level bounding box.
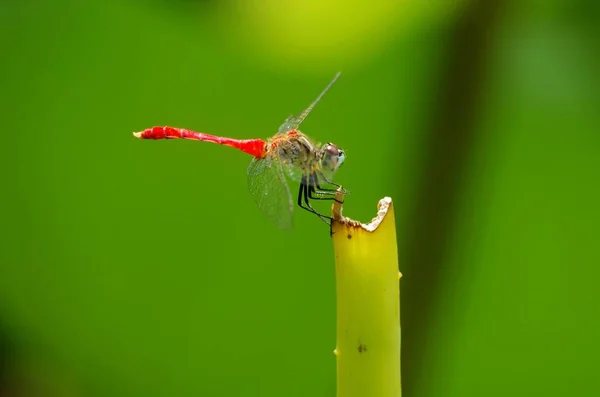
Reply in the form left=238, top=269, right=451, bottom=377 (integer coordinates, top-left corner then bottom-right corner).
left=332, top=187, right=392, bottom=232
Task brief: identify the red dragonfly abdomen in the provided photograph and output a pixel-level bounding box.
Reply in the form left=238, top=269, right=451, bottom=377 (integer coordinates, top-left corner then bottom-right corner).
left=134, top=126, right=267, bottom=158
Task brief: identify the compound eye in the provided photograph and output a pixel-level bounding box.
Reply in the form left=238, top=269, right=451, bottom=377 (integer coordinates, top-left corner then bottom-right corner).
left=325, top=143, right=341, bottom=156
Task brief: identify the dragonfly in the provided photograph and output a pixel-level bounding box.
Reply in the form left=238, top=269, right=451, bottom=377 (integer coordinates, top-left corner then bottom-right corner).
left=133, top=73, right=347, bottom=231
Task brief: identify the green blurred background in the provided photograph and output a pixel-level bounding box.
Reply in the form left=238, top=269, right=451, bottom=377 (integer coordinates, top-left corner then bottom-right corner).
left=1, top=0, right=598, bottom=396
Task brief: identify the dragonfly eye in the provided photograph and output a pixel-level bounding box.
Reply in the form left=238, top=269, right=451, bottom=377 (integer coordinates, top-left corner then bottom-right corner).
left=321, top=143, right=345, bottom=173
left=325, top=143, right=340, bottom=156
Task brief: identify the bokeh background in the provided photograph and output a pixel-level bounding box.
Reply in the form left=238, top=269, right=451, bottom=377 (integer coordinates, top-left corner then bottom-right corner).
left=1, top=0, right=599, bottom=396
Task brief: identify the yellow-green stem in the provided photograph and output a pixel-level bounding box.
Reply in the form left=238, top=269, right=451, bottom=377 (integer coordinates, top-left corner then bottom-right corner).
left=331, top=194, right=401, bottom=397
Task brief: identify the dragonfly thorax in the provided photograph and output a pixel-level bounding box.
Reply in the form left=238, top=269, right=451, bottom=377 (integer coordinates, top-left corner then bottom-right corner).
left=272, top=132, right=316, bottom=169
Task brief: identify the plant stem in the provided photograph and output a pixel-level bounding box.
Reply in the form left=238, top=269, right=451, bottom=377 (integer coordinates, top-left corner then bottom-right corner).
left=331, top=193, right=401, bottom=397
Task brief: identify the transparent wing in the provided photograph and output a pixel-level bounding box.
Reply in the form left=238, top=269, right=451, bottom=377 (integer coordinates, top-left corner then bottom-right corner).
left=247, top=156, right=295, bottom=231
left=277, top=72, right=341, bottom=134
left=277, top=115, right=301, bottom=135
left=281, top=162, right=304, bottom=184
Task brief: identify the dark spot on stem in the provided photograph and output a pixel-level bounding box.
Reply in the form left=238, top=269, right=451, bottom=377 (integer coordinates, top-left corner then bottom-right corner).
left=347, top=233, right=352, bottom=239
left=358, top=343, right=367, bottom=353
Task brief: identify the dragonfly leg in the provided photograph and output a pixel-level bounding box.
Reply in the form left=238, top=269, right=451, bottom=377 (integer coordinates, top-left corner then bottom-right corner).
left=311, top=172, right=338, bottom=192
left=297, top=179, right=332, bottom=226
left=317, top=171, right=350, bottom=195
left=305, top=183, right=339, bottom=237
left=310, top=174, right=343, bottom=204
left=307, top=174, right=344, bottom=237
left=308, top=185, right=343, bottom=204
left=297, top=177, right=337, bottom=238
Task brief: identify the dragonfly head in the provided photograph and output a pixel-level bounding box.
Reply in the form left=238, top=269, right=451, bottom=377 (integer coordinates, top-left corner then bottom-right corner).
left=319, top=142, right=345, bottom=176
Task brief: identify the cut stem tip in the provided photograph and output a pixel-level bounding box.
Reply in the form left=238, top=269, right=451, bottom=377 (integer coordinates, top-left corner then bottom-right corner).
left=332, top=187, right=393, bottom=232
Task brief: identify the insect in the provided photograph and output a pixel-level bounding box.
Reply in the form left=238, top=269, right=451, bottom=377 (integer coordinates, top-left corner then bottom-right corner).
left=134, top=73, right=347, bottom=231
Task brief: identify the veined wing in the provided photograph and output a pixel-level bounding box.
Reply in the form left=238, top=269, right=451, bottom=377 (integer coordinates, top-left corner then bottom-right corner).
left=247, top=156, right=295, bottom=231
left=277, top=72, right=341, bottom=134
